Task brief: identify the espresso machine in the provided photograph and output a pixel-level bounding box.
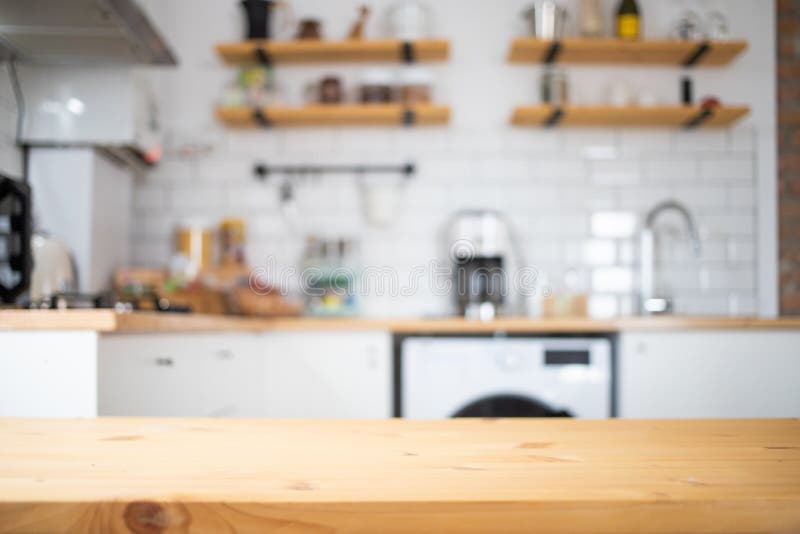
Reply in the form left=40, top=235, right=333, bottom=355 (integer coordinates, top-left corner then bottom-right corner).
left=446, top=210, right=523, bottom=320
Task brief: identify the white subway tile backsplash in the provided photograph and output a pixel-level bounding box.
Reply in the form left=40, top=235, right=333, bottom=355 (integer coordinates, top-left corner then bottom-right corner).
left=727, top=186, right=756, bottom=208
left=582, top=240, right=617, bottom=266
left=672, top=131, right=727, bottom=152
left=726, top=240, right=756, bottom=263
left=727, top=129, right=757, bottom=153
left=591, top=267, right=634, bottom=293
left=700, top=157, right=754, bottom=182
left=589, top=160, right=641, bottom=186
left=643, top=158, right=697, bottom=182
left=591, top=211, right=638, bottom=238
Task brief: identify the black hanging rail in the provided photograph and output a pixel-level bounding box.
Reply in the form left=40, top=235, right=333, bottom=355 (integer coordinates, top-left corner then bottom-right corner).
left=253, top=162, right=416, bottom=181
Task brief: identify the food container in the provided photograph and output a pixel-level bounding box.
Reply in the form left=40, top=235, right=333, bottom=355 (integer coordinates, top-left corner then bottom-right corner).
left=174, top=222, right=213, bottom=280
left=359, top=69, right=396, bottom=103
left=522, top=1, right=568, bottom=40
left=399, top=67, right=432, bottom=104
left=219, top=218, right=246, bottom=266
left=540, top=68, right=568, bottom=104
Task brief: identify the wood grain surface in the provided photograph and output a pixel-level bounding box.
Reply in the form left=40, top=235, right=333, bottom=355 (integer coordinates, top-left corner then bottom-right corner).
left=215, top=104, right=450, bottom=127
left=3, top=310, right=800, bottom=333
left=508, top=38, right=747, bottom=66
left=0, top=418, right=798, bottom=533
left=215, top=39, right=449, bottom=64
left=511, top=105, right=750, bottom=128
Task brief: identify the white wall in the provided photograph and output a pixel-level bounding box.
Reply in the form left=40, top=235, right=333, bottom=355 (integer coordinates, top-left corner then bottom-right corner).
left=0, top=64, right=22, bottom=179
left=133, top=0, right=776, bottom=318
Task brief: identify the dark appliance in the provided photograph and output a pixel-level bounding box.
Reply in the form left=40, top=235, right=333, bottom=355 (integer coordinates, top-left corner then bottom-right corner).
left=0, top=175, right=32, bottom=304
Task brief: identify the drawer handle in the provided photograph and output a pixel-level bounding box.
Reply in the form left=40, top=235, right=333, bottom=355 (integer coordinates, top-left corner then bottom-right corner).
left=155, top=357, right=174, bottom=367
left=217, top=350, right=234, bottom=360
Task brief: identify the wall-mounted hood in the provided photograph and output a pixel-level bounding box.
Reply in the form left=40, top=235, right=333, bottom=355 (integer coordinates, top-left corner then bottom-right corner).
left=0, top=0, right=176, bottom=66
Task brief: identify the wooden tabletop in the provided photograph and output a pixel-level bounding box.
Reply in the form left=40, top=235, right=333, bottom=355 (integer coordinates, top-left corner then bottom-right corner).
left=2, top=309, right=800, bottom=333
left=0, top=418, right=798, bottom=533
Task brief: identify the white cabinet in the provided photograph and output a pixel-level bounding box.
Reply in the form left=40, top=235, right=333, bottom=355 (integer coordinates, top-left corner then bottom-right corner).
left=619, top=330, right=800, bottom=418
left=0, top=331, right=98, bottom=417
left=98, top=331, right=392, bottom=418
left=259, top=331, right=392, bottom=419
left=98, top=334, right=262, bottom=417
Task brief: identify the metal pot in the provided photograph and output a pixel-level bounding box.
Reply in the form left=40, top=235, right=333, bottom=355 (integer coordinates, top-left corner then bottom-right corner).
left=522, top=1, right=568, bottom=40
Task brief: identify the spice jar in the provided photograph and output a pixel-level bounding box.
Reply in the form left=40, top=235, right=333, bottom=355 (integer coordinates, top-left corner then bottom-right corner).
left=399, top=67, right=432, bottom=104
left=219, top=218, right=246, bottom=266
left=359, top=69, right=395, bottom=103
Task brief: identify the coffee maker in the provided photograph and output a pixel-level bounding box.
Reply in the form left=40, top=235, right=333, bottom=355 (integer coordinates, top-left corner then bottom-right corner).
left=446, top=210, right=521, bottom=320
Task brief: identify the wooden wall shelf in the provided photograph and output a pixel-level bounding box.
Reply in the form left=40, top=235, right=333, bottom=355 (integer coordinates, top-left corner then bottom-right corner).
left=216, top=39, right=449, bottom=64
left=508, top=38, right=747, bottom=66
left=511, top=105, right=750, bottom=128
left=215, top=104, right=450, bottom=127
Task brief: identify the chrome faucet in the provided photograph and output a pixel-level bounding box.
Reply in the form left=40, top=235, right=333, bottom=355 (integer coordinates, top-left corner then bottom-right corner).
left=639, top=200, right=702, bottom=315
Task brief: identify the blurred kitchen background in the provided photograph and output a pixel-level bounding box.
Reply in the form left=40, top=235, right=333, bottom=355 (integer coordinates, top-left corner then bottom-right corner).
left=0, top=0, right=788, bottom=320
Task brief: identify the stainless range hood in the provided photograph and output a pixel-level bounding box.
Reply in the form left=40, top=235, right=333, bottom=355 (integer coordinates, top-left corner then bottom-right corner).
left=0, top=0, right=176, bottom=65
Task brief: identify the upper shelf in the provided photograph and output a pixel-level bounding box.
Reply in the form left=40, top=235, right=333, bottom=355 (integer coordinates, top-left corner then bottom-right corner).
left=508, top=38, right=747, bottom=66
left=215, top=39, right=450, bottom=65
left=215, top=104, right=451, bottom=127
left=511, top=105, right=750, bottom=128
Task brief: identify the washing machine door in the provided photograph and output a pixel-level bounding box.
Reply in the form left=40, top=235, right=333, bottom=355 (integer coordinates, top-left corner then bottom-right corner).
left=452, top=394, right=572, bottom=418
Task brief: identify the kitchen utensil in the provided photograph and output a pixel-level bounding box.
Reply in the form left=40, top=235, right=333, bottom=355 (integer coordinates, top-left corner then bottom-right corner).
left=672, top=10, right=703, bottom=40
left=522, top=1, right=568, bottom=40
left=385, top=1, right=432, bottom=40
left=0, top=175, right=32, bottom=304
left=296, top=18, right=322, bottom=40
left=360, top=176, right=403, bottom=226
left=240, top=0, right=292, bottom=40
left=29, top=232, right=77, bottom=305
left=540, top=68, right=568, bottom=104
left=705, top=11, right=729, bottom=40
left=348, top=5, right=371, bottom=39
left=579, top=0, right=603, bottom=37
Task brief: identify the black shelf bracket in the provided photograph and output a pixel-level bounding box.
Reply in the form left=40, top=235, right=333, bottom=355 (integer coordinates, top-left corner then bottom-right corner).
left=402, top=108, right=416, bottom=126
left=543, top=41, right=562, bottom=64
left=253, top=162, right=416, bottom=180
left=683, top=41, right=711, bottom=67
left=684, top=107, right=714, bottom=129
left=255, top=46, right=272, bottom=66
left=401, top=41, right=415, bottom=63
left=544, top=107, right=564, bottom=127
left=252, top=108, right=271, bottom=128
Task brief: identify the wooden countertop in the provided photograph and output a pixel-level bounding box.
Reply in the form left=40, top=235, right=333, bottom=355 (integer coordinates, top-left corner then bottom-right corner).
left=2, top=309, right=800, bottom=333
left=0, top=418, right=797, bottom=533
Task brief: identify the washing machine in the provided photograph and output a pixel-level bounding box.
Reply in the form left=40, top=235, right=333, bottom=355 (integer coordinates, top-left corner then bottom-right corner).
left=400, top=336, right=613, bottom=418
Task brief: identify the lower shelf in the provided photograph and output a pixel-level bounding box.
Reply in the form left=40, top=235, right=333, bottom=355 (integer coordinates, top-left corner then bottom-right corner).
left=511, top=105, right=750, bottom=128
left=215, top=104, right=450, bottom=127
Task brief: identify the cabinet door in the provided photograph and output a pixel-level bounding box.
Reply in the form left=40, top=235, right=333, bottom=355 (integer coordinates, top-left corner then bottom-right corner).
left=98, top=334, right=261, bottom=417
left=620, top=330, right=800, bottom=418
left=258, top=331, right=391, bottom=419
left=0, top=332, right=98, bottom=417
